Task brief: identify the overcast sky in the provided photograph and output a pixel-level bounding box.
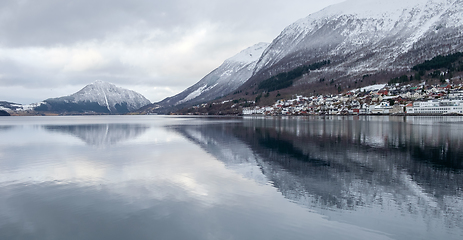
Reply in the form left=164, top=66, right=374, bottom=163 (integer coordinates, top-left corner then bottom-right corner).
left=0, top=0, right=345, bottom=104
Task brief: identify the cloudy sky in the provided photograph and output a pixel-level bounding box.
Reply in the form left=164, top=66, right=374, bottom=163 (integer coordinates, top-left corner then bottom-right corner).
left=0, top=0, right=345, bottom=104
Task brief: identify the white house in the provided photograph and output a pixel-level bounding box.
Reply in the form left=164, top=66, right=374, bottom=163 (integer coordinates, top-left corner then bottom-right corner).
left=370, top=101, right=393, bottom=114
left=406, top=99, right=463, bottom=114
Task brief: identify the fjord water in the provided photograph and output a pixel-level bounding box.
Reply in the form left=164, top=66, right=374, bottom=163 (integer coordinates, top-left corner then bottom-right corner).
left=0, top=116, right=462, bottom=240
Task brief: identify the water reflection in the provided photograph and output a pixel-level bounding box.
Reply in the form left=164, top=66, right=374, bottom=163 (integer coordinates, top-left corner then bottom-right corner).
left=176, top=124, right=268, bottom=185
left=174, top=116, right=463, bottom=235
left=44, top=124, right=150, bottom=146
left=1, top=116, right=462, bottom=239
left=0, top=126, right=14, bottom=132
left=4, top=117, right=386, bottom=240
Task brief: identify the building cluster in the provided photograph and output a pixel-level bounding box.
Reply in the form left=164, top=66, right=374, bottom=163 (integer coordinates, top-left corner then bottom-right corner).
left=243, top=82, right=463, bottom=115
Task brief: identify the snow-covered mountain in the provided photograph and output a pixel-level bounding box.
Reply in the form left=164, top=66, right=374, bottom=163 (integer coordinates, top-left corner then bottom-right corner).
left=148, top=42, right=269, bottom=113
left=36, top=80, right=151, bottom=114
left=143, top=0, right=463, bottom=114
left=247, top=0, right=463, bottom=86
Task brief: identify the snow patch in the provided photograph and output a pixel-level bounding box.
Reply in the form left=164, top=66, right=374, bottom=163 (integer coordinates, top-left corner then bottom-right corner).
left=177, top=83, right=219, bottom=105
left=179, top=85, right=208, bottom=105
left=22, top=102, right=45, bottom=111
left=356, top=84, right=387, bottom=92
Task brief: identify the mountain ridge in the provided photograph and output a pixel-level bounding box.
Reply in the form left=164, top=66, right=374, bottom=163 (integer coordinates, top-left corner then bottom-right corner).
left=250, top=0, right=463, bottom=84
left=141, top=42, right=269, bottom=114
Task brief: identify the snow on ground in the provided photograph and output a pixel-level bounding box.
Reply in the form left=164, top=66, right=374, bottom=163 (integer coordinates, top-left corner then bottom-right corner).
left=356, top=84, right=387, bottom=92
left=179, top=85, right=207, bottom=105
left=21, top=102, right=44, bottom=111
left=177, top=83, right=219, bottom=105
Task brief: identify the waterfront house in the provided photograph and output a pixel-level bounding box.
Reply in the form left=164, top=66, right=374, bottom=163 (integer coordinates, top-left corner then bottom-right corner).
left=406, top=99, right=463, bottom=114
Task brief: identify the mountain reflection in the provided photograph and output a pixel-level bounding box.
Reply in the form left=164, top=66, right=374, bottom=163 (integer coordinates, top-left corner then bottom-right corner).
left=44, top=124, right=150, bottom=146
left=174, top=116, right=463, bottom=230
left=0, top=126, right=14, bottom=132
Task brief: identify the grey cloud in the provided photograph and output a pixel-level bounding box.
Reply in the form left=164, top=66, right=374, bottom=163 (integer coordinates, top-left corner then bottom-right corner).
left=0, top=0, right=345, bottom=103
left=0, top=56, right=189, bottom=91
left=0, top=0, right=197, bottom=47
left=0, top=59, right=55, bottom=87
left=0, top=0, right=343, bottom=47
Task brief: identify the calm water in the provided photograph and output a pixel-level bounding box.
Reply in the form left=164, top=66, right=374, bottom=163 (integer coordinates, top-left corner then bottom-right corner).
left=0, top=115, right=463, bottom=240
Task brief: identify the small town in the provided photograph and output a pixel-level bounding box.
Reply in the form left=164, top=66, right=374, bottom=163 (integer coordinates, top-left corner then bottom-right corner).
left=241, top=81, right=463, bottom=116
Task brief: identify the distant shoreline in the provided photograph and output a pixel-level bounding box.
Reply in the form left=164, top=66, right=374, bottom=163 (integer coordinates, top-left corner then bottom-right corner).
left=3, top=112, right=463, bottom=117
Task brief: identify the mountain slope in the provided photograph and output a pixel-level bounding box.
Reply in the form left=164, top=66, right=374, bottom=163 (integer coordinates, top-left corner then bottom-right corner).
left=0, top=101, right=23, bottom=111
left=245, top=0, right=463, bottom=90
left=144, top=42, right=269, bottom=113
left=0, top=110, right=10, bottom=116
left=36, top=80, right=151, bottom=114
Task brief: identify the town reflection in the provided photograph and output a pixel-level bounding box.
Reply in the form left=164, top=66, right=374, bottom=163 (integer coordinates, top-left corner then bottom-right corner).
left=175, top=116, right=463, bottom=230
left=44, top=124, right=150, bottom=146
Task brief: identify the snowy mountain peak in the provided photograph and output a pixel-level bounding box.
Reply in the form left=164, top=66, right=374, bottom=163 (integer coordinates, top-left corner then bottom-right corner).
left=83, top=80, right=120, bottom=91
left=76, top=80, right=118, bottom=97
left=93, top=79, right=107, bottom=84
